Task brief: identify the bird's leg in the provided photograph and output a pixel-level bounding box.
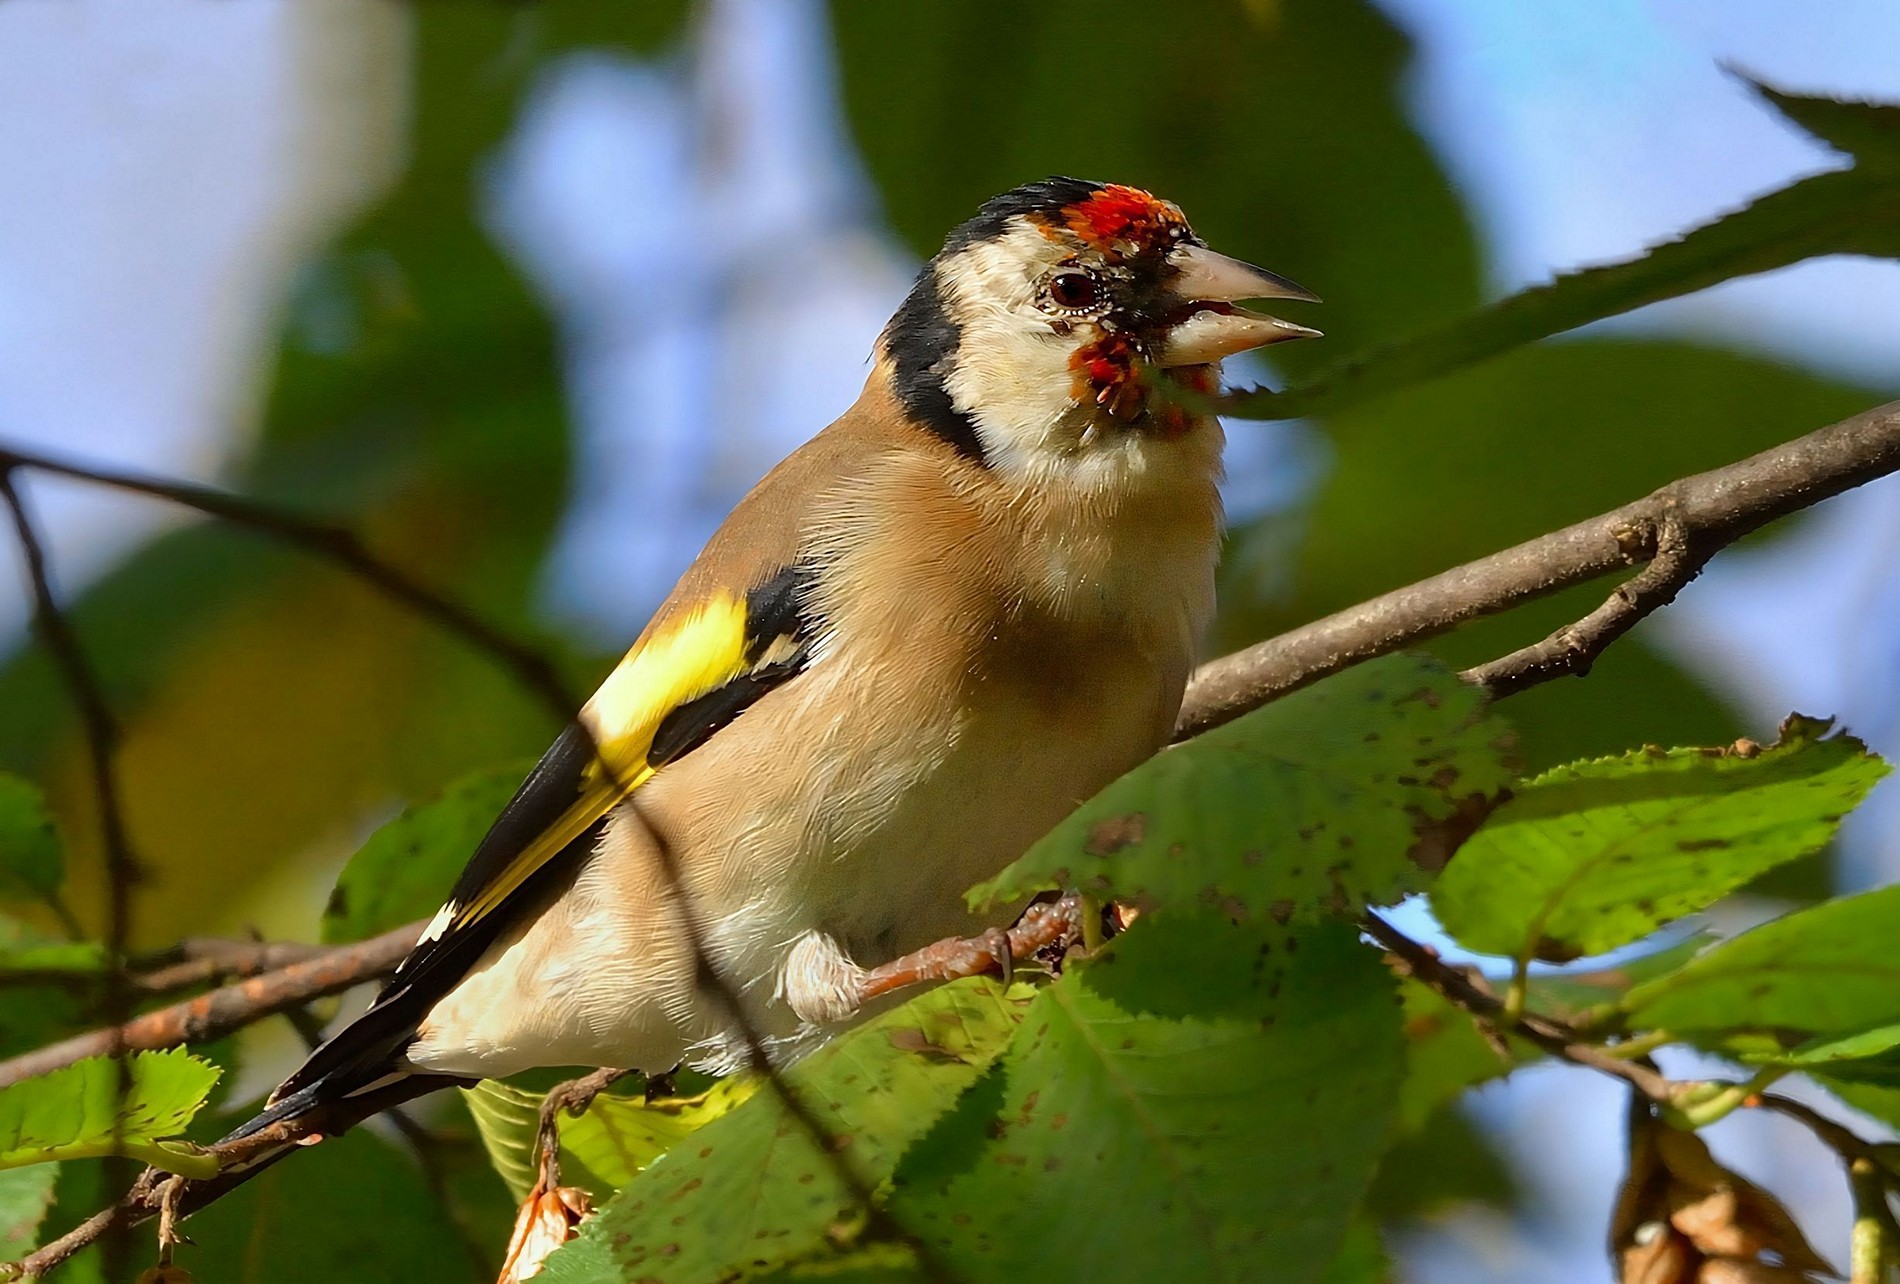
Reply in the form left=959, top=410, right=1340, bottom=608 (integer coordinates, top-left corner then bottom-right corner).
left=643, top=1066, right=679, bottom=1103
left=500, top=1068, right=633, bottom=1284
left=855, top=893, right=1089, bottom=1006
left=534, top=1066, right=636, bottom=1186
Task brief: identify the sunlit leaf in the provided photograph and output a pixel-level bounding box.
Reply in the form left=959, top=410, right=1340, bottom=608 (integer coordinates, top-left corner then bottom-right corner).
left=890, top=914, right=1402, bottom=1284
left=1623, top=884, right=1900, bottom=1037
left=1744, top=1020, right=1900, bottom=1088
left=1432, top=717, right=1886, bottom=963
left=540, top=978, right=1032, bottom=1284
left=462, top=1076, right=757, bottom=1203
left=0, top=1050, right=220, bottom=1178
left=974, top=655, right=1513, bottom=921
left=1524, top=935, right=1710, bottom=1025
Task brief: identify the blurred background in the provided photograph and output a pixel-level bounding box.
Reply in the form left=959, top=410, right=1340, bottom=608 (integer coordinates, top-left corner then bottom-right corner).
left=0, top=1, right=1897, bottom=1279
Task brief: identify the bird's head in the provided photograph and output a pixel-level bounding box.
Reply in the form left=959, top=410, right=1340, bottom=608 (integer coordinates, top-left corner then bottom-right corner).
left=880, top=176, right=1318, bottom=478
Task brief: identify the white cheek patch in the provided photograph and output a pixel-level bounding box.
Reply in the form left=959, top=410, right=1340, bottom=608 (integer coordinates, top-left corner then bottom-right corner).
left=936, top=224, right=1090, bottom=471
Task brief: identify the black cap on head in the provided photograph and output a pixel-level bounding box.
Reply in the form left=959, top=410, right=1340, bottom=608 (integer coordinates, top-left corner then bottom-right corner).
left=940, top=176, right=1106, bottom=254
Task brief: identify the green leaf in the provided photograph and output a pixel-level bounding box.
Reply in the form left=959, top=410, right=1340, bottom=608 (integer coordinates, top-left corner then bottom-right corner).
left=176, top=1128, right=481, bottom=1284
left=890, top=914, right=1403, bottom=1284
left=1737, top=1021, right=1900, bottom=1089
left=540, top=978, right=1031, bottom=1284
left=1623, top=884, right=1900, bottom=1038
left=0, top=914, right=103, bottom=979
left=973, top=655, right=1512, bottom=922
left=1226, top=82, right=1900, bottom=423
left=1752, top=77, right=1900, bottom=172
left=1525, top=935, right=1710, bottom=1027
left=1811, top=1077, right=1900, bottom=1132
left=752, top=1242, right=928, bottom=1282
left=1318, top=1219, right=1391, bottom=1284
left=0, top=1163, right=57, bottom=1257
left=1367, top=1104, right=1513, bottom=1224
left=1432, top=717, right=1886, bottom=963
left=0, top=1049, right=221, bottom=1178
left=323, top=763, right=528, bottom=943
left=0, top=775, right=60, bottom=906
left=462, top=1075, right=757, bottom=1202
left=1394, top=978, right=1518, bottom=1133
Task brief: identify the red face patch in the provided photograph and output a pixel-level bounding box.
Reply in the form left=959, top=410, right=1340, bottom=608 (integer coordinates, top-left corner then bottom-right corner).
left=1070, top=334, right=1213, bottom=436
left=1063, top=185, right=1186, bottom=260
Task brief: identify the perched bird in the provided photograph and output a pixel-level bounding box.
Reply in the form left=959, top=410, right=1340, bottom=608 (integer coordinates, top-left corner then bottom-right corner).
left=238, top=176, right=1319, bottom=1140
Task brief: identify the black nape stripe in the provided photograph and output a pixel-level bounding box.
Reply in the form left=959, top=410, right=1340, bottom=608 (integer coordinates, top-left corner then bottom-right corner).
left=883, top=265, right=987, bottom=467
left=884, top=177, right=1111, bottom=468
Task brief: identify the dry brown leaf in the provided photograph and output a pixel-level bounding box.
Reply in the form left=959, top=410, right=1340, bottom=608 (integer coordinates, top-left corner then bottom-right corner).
left=497, top=1183, right=593, bottom=1284
left=1621, top=1223, right=1699, bottom=1284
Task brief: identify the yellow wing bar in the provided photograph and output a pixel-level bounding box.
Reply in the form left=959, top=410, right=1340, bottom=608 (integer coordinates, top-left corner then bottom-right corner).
left=448, top=593, right=754, bottom=931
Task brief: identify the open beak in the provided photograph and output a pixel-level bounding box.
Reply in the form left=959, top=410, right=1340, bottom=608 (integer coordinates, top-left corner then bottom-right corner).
left=1155, top=243, right=1321, bottom=367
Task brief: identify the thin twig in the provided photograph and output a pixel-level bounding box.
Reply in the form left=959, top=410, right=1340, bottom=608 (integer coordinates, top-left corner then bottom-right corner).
left=0, top=921, right=423, bottom=1091
left=10, top=398, right=1900, bottom=1274
left=1367, top=908, right=1900, bottom=1264
left=0, top=469, right=141, bottom=1276
left=131, top=937, right=329, bottom=995
left=1462, top=510, right=1712, bottom=696
left=0, top=442, right=575, bottom=721
left=1363, top=911, right=1675, bottom=1102
left=1177, top=397, right=1900, bottom=738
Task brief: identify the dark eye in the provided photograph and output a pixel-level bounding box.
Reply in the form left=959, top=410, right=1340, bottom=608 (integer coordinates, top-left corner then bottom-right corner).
left=1047, top=271, right=1101, bottom=311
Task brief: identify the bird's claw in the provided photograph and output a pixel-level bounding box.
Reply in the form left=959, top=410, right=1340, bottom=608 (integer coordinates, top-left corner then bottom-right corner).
left=979, top=926, right=1013, bottom=989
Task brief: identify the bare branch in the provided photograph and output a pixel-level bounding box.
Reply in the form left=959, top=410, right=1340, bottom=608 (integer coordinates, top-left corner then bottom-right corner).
left=8, top=397, right=1900, bottom=1273
left=0, top=921, right=422, bottom=1091
left=0, top=468, right=144, bottom=1275
left=1361, top=911, right=1676, bottom=1102
left=1461, top=511, right=1712, bottom=696
left=0, top=442, right=577, bottom=720
left=1177, top=397, right=1900, bottom=738
left=131, top=937, right=330, bottom=995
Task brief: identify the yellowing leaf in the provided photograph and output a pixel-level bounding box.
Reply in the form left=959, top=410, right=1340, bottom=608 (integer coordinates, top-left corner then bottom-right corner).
left=462, top=1076, right=757, bottom=1204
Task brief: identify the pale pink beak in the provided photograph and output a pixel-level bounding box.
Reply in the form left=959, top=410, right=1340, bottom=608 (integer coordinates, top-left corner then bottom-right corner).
left=1156, top=243, right=1321, bottom=367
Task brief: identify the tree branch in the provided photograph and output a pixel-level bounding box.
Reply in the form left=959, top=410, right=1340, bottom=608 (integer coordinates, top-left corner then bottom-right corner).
left=0, top=442, right=577, bottom=721
left=0, top=468, right=144, bottom=1276
left=1176, top=397, right=1900, bottom=738
left=7, top=397, right=1900, bottom=1274
left=0, top=921, right=422, bottom=1091
left=0, top=447, right=935, bottom=1274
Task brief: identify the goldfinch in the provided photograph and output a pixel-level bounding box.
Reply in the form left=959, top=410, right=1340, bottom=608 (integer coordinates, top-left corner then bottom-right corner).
left=241, top=176, right=1319, bottom=1135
